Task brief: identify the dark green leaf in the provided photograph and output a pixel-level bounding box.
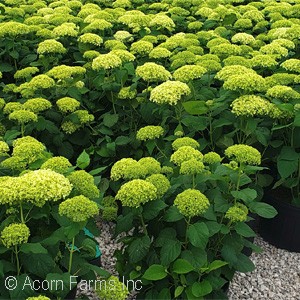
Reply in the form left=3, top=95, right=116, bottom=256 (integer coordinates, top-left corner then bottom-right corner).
left=164, top=206, right=184, bottom=222
left=19, top=243, right=47, bottom=254
left=128, top=235, right=151, bottom=263
left=103, top=114, right=119, bottom=127
left=192, top=280, right=212, bottom=297
left=248, top=202, right=277, bottom=218
left=76, top=150, right=90, bottom=169
left=234, top=223, right=256, bottom=238
left=182, top=101, right=209, bottom=115
left=143, top=264, right=167, bottom=281
left=187, top=222, right=209, bottom=249
left=172, top=259, right=195, bottom=274
left=143, top=200, right=167, bottom=221
left=160, top=240, right=181, bottom=266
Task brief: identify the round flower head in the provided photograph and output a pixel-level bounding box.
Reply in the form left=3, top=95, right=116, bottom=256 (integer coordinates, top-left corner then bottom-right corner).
left=111, top=158, right=139, bottom=181
left=56, top=97, right=80, bottom=113
left=136, top=125, right=164, bottom=141
left=171, top=146, right=203, bottom=166
left=92, top=53, right=122, bottom=71
left=0, top=98, right=5, bottom=110
left=110, top=50, right=135, bottom=63
left=172, top=137, right=199, bottom=151
left=215, top=65, right=256, bottom=82
left=72, top=110, right=94, bottom=124
left=20, top=170, right=72, bottom=207
left=203, top=152, right=222, bottom=164
left=180, top=159, right=205, bottom=175
left=118, top=87, right=137, bottom=100
left=41, top=156, right=72, bottom=174
left=174, top=189, right=209, bottom=218
left=59, top=195, right=99, bottom=222
left=95, top=275, right=129, bottom=300
left=102, top=206, right=118, bottom=222
left=130, top=41, right=153, bottom=55
left=78, top=33, right=103, bottom=46
left=1, top=223, right=30, bottom=248
left=47, top=65, right=86, bottom=80
left=115, top=179, right=157, bottom=208
left=61, top=121, right=80, bottom=134
left=27, top=74, right=55, bottom=90
left=231, top=33, right=255, bottom=45
left=23, top=98, right=52, bottom=113
left=26, top=296, right=51, bottom=300
left=37, top=39, right=66, bottom=55
left=9, top=110, right=38, bottom=124
left=104, top=40, right=127, bottom=51
left=1, top=157, right=27, bottom=170
left=225, top=203, right=248, bottom=223
left=149, top=47, right=172, bottom=59
left=146, top=174, right=170, bottom=198
left=161, top=166, right=173, bottom=175
left=223, top=56, right=252, bottom=68
left=281, top=59, right=300, bottom=73
left=14, top=67, right=39, bottom=79
left=251, top=55, right=278, bottom=69
left=0, top=141, right=9, bottom=154
left=68, top=170, right=100, bottom=199
left=173, top=65, right=206, bottom=83
left=136, top=62, right=171, bottom=82
left=223, top=73, right=267, bottom=93
left=225, top=144, right=261, bottom=165
left=150, top=81, right=191, bottom=106
left=260, top=43, right=288, bottom=59
left=266, top=85, right=300, bottom=101
left=149, top=14, right=175, bottom=31
left=138, top=157, right=161, bottom=176
left=114, top=30, right=133, bottom=42
left=53, top=23, right=78, bottom=37
left=82, top=20, right=113, bottom=33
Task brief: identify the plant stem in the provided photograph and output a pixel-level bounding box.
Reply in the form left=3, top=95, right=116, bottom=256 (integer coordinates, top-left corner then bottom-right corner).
left=192, top=174, right=196, bottom=189
left=68, top=237, right=75, bottom=274
left=20, top=204, right=25, bottom=223
left=140, top=214, right=148, bottom=236
left=155, top=142, right=167, bottom=159
left=21, top=123, right=25, bottom=137
left=184, top=217, right=191, bottom=247
left=15, top=245, right=20, bottom=275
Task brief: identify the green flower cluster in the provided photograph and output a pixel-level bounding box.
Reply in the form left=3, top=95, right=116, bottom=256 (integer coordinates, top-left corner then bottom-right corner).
left=95, top=276, right=129, bottom=300
left=37, top=39, right=66, bottom=55
left=41, top=156, right=72, bottom=174
left=203, top=152, right=222, bottom=164
left=101, top=196, right=118, bottom=222
left=56, top=97, right=81, bottom=113
left=150, top=81, right=191, bottom=105
left=145, top=174, right=170, bottom=198
left=115, top=179, right=157, bottom=207
left=1, top=223, right=30, bottom=248
left=180, top=159, right=205, bottom=175
left=225, top=204, right=248, bottom=223
left=173, top=65, right=206, bottom=82
left=266, top=85, right=300, bottom=101
left=174, top=189, right=210, bottom=217
left=136, top=62, right=171, bottom=82
left=0, top=141, right=9, bottom=154
left=26, top=296, right=51, bottom=300
left=47, top=65, right=86, bottom=81
left=225, top=144, right=261, bottom=165
left=172, top=137, right=199, bottom=150
left=171, top=146, right=203, bottom=166
left=136, top=125, right=164, bottom=141
left=59, top=195, right=99, bottom=222
left=92, top=53, right=122, bottom=70
left=118, top=87, right=137, bottom=99
left=68, top=170, right=100, bottom=199
left=78, top=33, right=103, bottom=45
left=281, top=59, right=300, bottom=73
left=14, top=67, right=39, bottom=79
left=23, top=98, right=52, bottom=113
left=9, top=110, right=38, bottom=124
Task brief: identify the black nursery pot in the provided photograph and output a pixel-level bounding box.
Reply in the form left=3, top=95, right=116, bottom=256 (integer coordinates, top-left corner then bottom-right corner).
left=259, top=191, right=300, bottom=252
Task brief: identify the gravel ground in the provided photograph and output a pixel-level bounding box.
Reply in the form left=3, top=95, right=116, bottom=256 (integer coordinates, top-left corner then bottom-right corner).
left=77, top=222, right=300, bottom=300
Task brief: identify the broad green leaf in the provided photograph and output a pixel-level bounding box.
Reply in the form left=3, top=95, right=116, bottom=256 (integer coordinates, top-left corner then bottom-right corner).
left=235, top=253, right=255, bottom=273
left=187, top=222, right=209, bottom=249
left=231, top=188, right=257, bottom=203
left=103, top=114, right=119, bottom=127
left=234, top=222, right=256, bottom=238
left=76, top=150, right=90, bottom=169
left=172, top=259, right=195, bottom=274
left=160, top=240, right=181, bottom=266
left=143, top=200, right=167, bottom=221
left=192, top=280, right=212, bottom=297
left=128, top=236, right=151, bottom=263
left=143, top=264, right=167, bottom=281
left=175, top=286, right=185, bottom=298
left=248, top=202, right=277, bottom=218
left=19, top=243, right=48, bottom=254
left=182, top=101, right=209, bottom=115
left=164, top=206, right=184, bottom=222
left=206, top=260, right=228, bottom=273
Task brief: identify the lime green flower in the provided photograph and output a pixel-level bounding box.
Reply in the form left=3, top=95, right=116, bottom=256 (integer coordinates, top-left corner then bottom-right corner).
left=174, top=189, right=209, bottom=217
left=281, top=59, right=300, bottom=73
left=149, top=14, right=175, bottom=31
left=115, top=179, right=157, bottom=208
left=231, top=33, right=255, bottom=45
left=1, top=157, right=27, bottom=170
left=26, top=296, right=51, bottom=300
left=225, top=144, right=261, bottom=165
left=215, top=65, right=256, bottom=81
left=9, top=110, right=38, bottom=124
left=260, top=43, right=288, bottom=59
left=136, top=62, right=171, bottom=82
left=47, top=65, right=86, bottom=80
left=138, top=157, right=161, bottom=176
left=203, top=152, right=222, bottom=164
left=95, top=276, right=129, bottom=300
left=23, top=98, right=52, bottom=113
left=68, top=170, right=100, bottom=199
left=56, top=97, right=80, bottom=113
left=146, top=174, right=170, bottom=198
left=266, top=85, right=300, bottom=101
left=102, top=206, right=118, bottom=222
left=1, top=223, right=30, bottom=248
left=136, top=126, right=164, bottom=141
left=78, top=33, right=103, bottom=45
left=150, top=81, right=191, bottom=105
left=14, top=67, right=39, bottom=79
left=104, top=40, right=127, bottom=51
left=41, top=156, right=72, bottom=174
left=210, top=43, right=242, bottom=57
left=223, top=56, right=252, bottom=68
left=53, top=23, right=78, bottom=38
left=118, top=87, right=137, bottom=100
left=149, top=47, right=172, bottom=59
left=251, top=55, right=278, bottom=68
left=0, top=98, right=5, bottom=110
left=114, top=30, right=133, bottom=42
left=92, top=53, right=122, bottom=70
left=83, top=50, right=100, bottom=60
left=225, top=204, right=248, bottom=223
left=59, top=195, right=99, bottom=222
left=173, top=65, right=206, bottom=82
left=110, top=50, right=135, bottom=63
left=130, top=41, right=153, bottom=55
left=111, top=158, right=138, bottom=181
left=73, top=110, right=94, bottom=124
left=171, top=146, right=203, bottom=166
left=37, top=39, right=66, bottom=55
left=28, top=74, right=55, bottom=90
left=172, top=137, right=199, bottom=151
left=161, top=166, right=173, bottom=175
left=180, top=159, right=205, bottom=175
left=61, top=121, right=80, bottom=134
left=82, top=20, right=113, bottom=32
left=0, top=141, right=9, bottom=154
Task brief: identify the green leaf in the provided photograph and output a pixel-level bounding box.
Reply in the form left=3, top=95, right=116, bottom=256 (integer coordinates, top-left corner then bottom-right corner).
left=103, top=114, right=119, bottom=127
left=182, top=101, right=209, bottom=115
left=115, top=213, right=134, bottom=236
left=187, top=222, right=209, bottom=249
left=294, top=113, right=300, bottom=126
left=19, top=243, right=48, bottom=254
left=206, top=260, right=228, bottom=273
left=192, top=280, right=212, bottom=297
left=9, top=274, right=36, bottom=300
left=175, top=286, right=185, bottom=298
left=115, top=135, right=131, bottom=145
left=76, top=150, right=90, bottom=169
left=155, top=228, right=177, bottom=247
left=234, top=222, right=256, bottom=238
left=143, top=199, right=167, bottom=221
left=164, top=206, right=184, bottom=222
left=143, top=264, right=167, bottom=281
left=160, top=240, right=181, bottom=266
left=128, top=235, right=151, bottom=263
left=46, top=273, right=78, bottom=298
left=235, top=253, right=255, bottom=273
left=248, top=202, right=277, bottom=218
left=172, top=259, right=195, bottom=274
left=231, top=188, right=257, bottom=203
left=4, top=130, right=21, bottom=142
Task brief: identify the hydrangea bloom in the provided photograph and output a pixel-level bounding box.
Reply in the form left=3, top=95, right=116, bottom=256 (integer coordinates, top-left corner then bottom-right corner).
left=203, top=152, right=222, bottom=164
left=118, top=87, right=137, bottom=99
left=23, top=98, right=52, bottom=113
left=149, top=14, right=175, bottom=31
left=56, top=97, right=80, bottom=113
left=1, top=223, right=30, bottom=248
left=136, top=126, right=164, bottom=141
left=180, top=159, right=205, bottom=175
left=266, top=85, right=300, bottom=101
left=136, top=62, right=171, bottom=82
left=68, top=170, right=100, bottom=199
left=110, top=50, right=135, bottom=62
left=47, top=65, right=86, bottom=80
left=53, top=23, right=78, bottom=37
left=37, top=39, right=66, bottom=55
left=251, top=55, right=278, bottom=68
left=231, top=33, right=255, bottom=45
left=115, top=179, right=157, bottom=207
left=172, top=137, right=199, bottom=150
left=59, top=195, right=99, bottom=222
left=225, top=204, right=248, bottom=222
left=138, top=157, right=162, bottom=176
left=225, top=144, right=261, bottom=165
left=26, top=296, right=51, bottom=300
left=174, top=189, right=210, bottom=217
left=130, top=41, right=153, bottom=55
left=95, top=276, right=129, bottom=300
left=14, top=67, right=39, bottom=79
left=150, top=81, right=191, bottom=105
left=146, top=174, right=170, bottom=198
left=9, top=110, right=38, bottom=124
left=149, top=47, right=172, bottom=59
left=41, top=156, right=72, bottom=174
left=171, top=146, right=203, bottom=166
left=281, top=59, right=300, bottom=73
left=173, top=65, right=206, bottom=82
left=0, top=141, right=9, bottom=154
left=215, top=65, right=256, bottom=81
left=92, top=53, right=122, bottom=70
left=111, top=158, right=138, bottom=181
left=78, top=33, right=103, bottom=45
